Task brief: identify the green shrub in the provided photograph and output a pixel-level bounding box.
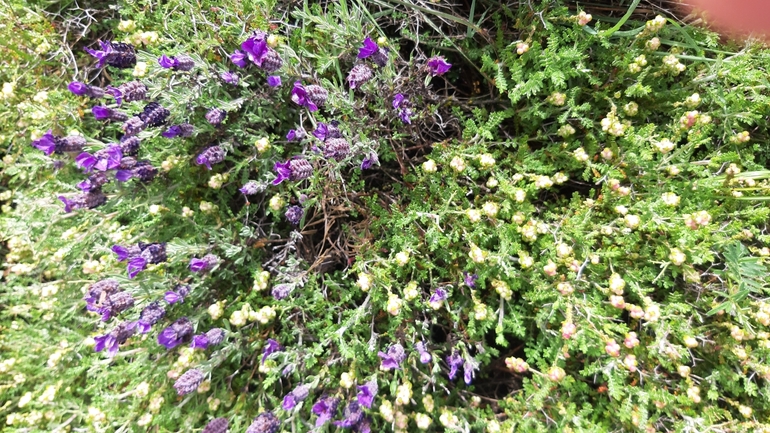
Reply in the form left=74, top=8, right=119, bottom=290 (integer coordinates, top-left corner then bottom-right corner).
left=4, top=0, right=770, bottom=432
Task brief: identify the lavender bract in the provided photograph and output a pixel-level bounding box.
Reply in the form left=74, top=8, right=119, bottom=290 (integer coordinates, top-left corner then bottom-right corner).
left=334, top=401, right=364, bottom=428
left=220, top=71, right=239, bottom=85
left=158, top=317, right=193, bottom=349
left=267, top=75, right=282, bottom=87
left=230, top=50, right=248, bottom=68
left=463, top=358, right=478, bottom=385
left=286, top=128, right=307, bottom=141
left=76, top=144, right=122, bottom=172
left=122, top=117, right=146, bottom=136
left=92, top=106, right=127, bottom=122
left=158, top=54, right=195, bottom=71
left=392, top=94, right=413, bottom=124
left=464, top=272, right=478, bottom=288
left=205, top=108, right=227, bottom=126
left=106, top=81, right=147, bottom=106
left=138, top=102, right=170, bottom=127
left=427, top=56, right=452, bottom=76
left=239, top=181, right=262, bottom=196
left=312, top=122, right=341, bottom=141
left=164, top=284, right=191, bottom=304
left=262, top=338, right=282, bottom=364
left=272, top=158, right=312, bottom=185
left=415, top=341, right=432, bottom=364
left=378, top=343, right=406, bottom=370
left=360, top=151, right=378, bottom=170
left=162, top=123, right=194, bottom=138
left=312, top=396, right=340, bottom=427
left=323, top=138, right=350, bottom=161
left=447, top=350, right=464, bottom=380
left=68, top=81, right=104, bottom=98
left=356, top=380, right=378, bottom=408
left=271, top=283, right=294, bottom=300
left=32, top=130, right=87, bottom=156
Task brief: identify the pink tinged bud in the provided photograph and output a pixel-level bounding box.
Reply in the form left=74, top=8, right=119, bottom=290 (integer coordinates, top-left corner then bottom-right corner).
left=548, top=366, right=566, bottom=382
left=561, top=322, right=576, bottom=339
left=624, top=332, right=640, bottom=348
left=610, top=295, right=626, bottom=309
left=605, top=340, right=621, bottom=357
left=623, top=354, right=638, bottom=372
left=627, top=304, right=644, bottom=319
left=505, top=357, right=528, bottom=373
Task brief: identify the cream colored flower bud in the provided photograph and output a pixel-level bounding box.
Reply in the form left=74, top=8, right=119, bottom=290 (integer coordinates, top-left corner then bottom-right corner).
left=479, top=153, right=495, bottom=168
left=387, top=294, right=403, bottom=316
left=573, top=147, right=589, bottom=162
left=208, top=302, right=223, bottom=320
left=519, top=254, right=534, bottom=268
left=516, top=42, right=530, bottom=55
left=422, top=159, right=438, bottom=173
left=357, top=273, right=373, bottom=292
left=624, top=214, right=640, bottom=229
left=132, top=61, right=148, bottom=77
left=450, top=156, right=466, bottom=172
left=486, top=177, right=499, bottom=188
left=482, top=201, right=499, bottom=218
left=268, top=195, right=285, bottom=211
left=267, top=34, right=279, bottom=48
left=577, top=11, right=592, bottom=25
left=415, top=413, right=432, bottom=430
left=255, top=137, right=271, bottom=153
left=404, top=281, right=420, bottom=301
left=395, top=251, right=410, bottom=266
left=466, top=208, right=482, bottom=223
left=548, top=366, right=566, bottom=382
left=543, top=261, right=557, bottom=276
left=340, top=372, right=355, bottom=389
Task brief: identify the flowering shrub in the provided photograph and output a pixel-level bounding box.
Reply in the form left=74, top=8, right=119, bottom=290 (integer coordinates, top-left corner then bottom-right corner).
left=4, top=0, right=770, bottom=432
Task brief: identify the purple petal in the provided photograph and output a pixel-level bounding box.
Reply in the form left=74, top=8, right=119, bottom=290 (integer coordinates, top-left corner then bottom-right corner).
left=31, top=130, right=57, bottom=155
left=75, top=152, right=97, bottom=171
left=158, top=55, right=175, bottom=69
left=164, top=291, right=183, bottom=304
left=272, top=160, right=292, bottom=185
left=358, top=37, right=379, bottom=59
left=229, top=50, right=248, bottom=68
left=312, top=123, right=329, bottom=141
left=190, top=334, right=209, bottom=350
left=267, top=75, right=282, bottom=87
left=112, top=245, right=130, bottom=262
left=427, top=56, right=452, bottom=76
left=282, top=394, right=298, bottom=411
left=68, top=81, right=89, bottom=96
left=115, top=170, right=133, bottom=182
left=189, top=258, right=207, bottom=272
left=162, top=125, right=182, bottom=138
left=393, top=93, right=405, bottom=109
left=58, top=196, right=73, bottom=213
left=127, top=257, right=147, bottom=279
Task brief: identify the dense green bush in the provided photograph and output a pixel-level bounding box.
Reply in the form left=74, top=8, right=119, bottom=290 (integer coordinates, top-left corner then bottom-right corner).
left=4, top=0, right=770, bottom=432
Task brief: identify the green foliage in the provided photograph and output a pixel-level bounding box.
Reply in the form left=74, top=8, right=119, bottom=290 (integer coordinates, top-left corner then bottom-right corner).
left=4, top=0, right=770, bottom=432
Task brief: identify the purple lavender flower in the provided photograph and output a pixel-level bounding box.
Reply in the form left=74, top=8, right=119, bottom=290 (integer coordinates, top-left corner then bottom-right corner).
left=347, top=64, right=373, bottom=89
left=190, top=254, right=218, bottom=273
left=378, top=344, right=406, bottom=370
left=174, top=368, right=204, bottom=395
left=464, top=272, right=478, bottom=288
left=76, top=145, right=123, bottom=172
left=240, top=180, right=263, bottom=195
left=94, top=321, right=137, bottom=357
left=220, top=71, right=239, bottom=85
left=262, top=338, right=282, bottom=364
left=447, top=350, right=464, bottom=380
left=138, top=102, right=170, bottom=127
left=290, top=81, right=318, bottom=111
left=230, top=50, right=248, bottom=68
left=429, top=287, right=448, bottom=307
left=165, top=284, right=191, bottom=304
left=282, top=384, right=311, bottom=411
left=312, top=122, right=342, bottom=141
left=285, top=205, right=303, bottom=225
left=241, top=32, right=269, bottom=65
left=271, top=283, right=294, bottom=300
left=358, top=37, right=379, bottom=59
left=77, top=172, right=110, bottom=193
left=162, top=124, right=188, bottom=138
left=195, top=146, right=226, bottom=170
left=202, top=418, right=228, bottom=433
left=246, top=412, right=281, bottom=433
left=272, top=158, right=313, bottom=185
left=105, top=81, right=147, bottom=106
left=312, top=396, right=340, bottom=427
left=92, top=106, right=117, bottom=121
left=116, top=242, right=166, bottom=279
left=267, top=75, right=282, bottom=87
left=158, top=54, right=194, bottom=71
left=355, top=417, right=373, bottom=433
left=31, top=130, right=57, bottom=155
left=415, top=341, right=432, bottom=364
left=191, top=328, right=225, bottom=350
left=136, top=301, right=166, bottom=334
left=112, top=244, right=141, bottom=262
left=68, top=81, right=89, bottom=96
left=360, top=152, right=378, bottom=170
left=58, top=191, right=107, bottom=213
left=97, top=291, right=135, bottom=321
left=157, top=317, right=193, bottom=349
left=84, top=279, right=119, bottom=311
left=205, top=108, right=227, bottom=126
left=463, top=359, right=478, bottom=385
left=68, top=81, right=104, bottom=98
left=286, top=128, right=307, bottom=141
left=356, top=380, right=378, bottom=408
left=85, top=41, right=136, bottom=69
left=427, top=56, right=452, bottom=76
left=334, top=401, right=364, bottom=428
left=392, top=94, right=413, bottom=124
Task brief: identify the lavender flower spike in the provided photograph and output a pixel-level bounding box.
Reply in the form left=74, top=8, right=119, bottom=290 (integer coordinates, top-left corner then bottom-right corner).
left=190, top=254, right=218, bottom=273
left=427, top=56, right=452, bottom=76
left=358, top=37, right=379, bottom=59
left=282, top=384, right=311, bottom=411
left=174, top=368, right=204, bottom=395
left=69, top=81, right=104, bottom=98
left=246, top=412, right=280, bottom=433
left=262, top=338, right=282, bottom=364
left=378, top=343, right=406, bottom=370
left=357, top=379, right=378, bottom=408
left=290, top=81, right=318, bottom=111
left=429, top=287, right=448, bottom=309
left=334, top=401, right=365, bottom=428
left=94, top=321, right=137, bottom=357
left=136, top=301, right=166, bottom=334
left=220, top=71, right=239, bottom=85
left=285, top=205, right=303, bottom=225
left=195, top=146, right=226, bottom=170
left=165, top=284, right=191, bottom=304
left=157, top=317, right=193, bottom=349
left=463, top=358, right=478, bottom=385
left=312, top=396, right=340, bottom=427
left=464, top=272, right=478, bottom=288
